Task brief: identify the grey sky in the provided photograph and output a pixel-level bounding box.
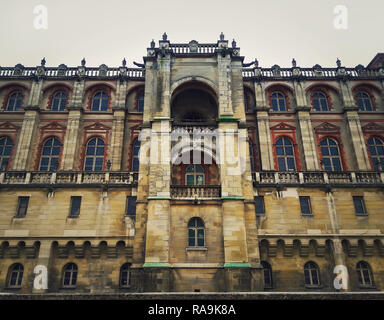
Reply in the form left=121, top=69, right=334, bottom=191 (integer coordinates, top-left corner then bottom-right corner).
left=0, top=0, right=383, bottom=68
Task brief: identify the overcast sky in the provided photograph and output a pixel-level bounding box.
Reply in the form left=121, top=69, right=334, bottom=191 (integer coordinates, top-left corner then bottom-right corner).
left=0, top=0, right=383, bottom=68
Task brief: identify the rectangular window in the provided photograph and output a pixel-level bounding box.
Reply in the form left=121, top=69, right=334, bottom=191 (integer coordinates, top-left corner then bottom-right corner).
left=254, top=196, right=265, bottom=215
left=299, top=196, right=312, bottom=216
left=69, top=196, right=81, bottom=217
left=126, top=196, right=137, bottom=217
left=353, top=196, right=367, bottom=216
left=16, top=196, right=29, bottom=217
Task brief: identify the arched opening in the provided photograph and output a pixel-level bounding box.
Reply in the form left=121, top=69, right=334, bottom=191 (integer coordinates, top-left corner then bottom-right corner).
left=171, top=82, right=218, bottom=124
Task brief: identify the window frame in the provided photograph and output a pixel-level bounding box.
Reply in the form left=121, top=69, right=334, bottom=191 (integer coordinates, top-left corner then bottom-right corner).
left=356, top=91, right=373, bottom=112
left=367, top=136, right=384, bottom=171
left=187, top=217, right=205, bottom=248
left=254, top=196, right=265, bottom=215
left=299, top=196, right=313, bottom=216
left=15, top=196, right=29, bottom=218
left=69, top=196, right=82, bottom=218
left=356, top=261, right=375, bottom=288
left=185, top=164, right=205, bottom=186
left=320, top=137, right=343, bottom=171
left=353, top=196, right=367, bottom=216
left=312, top=91, right=329, bottom=111
left=304, top=261, right=321, bottom=287
left=131, top=139, right=140, bottom=172
left=261, top=261, right=273, bottom=289
left=6, top=91, right=23, bottom=111
left=125, top=196, right=137, bottom=218
left=61, top=263, right=78, bottom=288
left=84, top=137, right=105, bottom=171
left=7, top=263, right=24, bottom=288
left=39, top=137, right=62, bottom=171
left=275, top=136, right=296, bottom=171
left=91, top=91, right=109, bottom=111
left=119, top=263, right=132, bottom=288
left=51, top=91, right=68, bottom=111
left=0, top=136, right=14, bottom=171
left=270, top=91, right=287, bottom=112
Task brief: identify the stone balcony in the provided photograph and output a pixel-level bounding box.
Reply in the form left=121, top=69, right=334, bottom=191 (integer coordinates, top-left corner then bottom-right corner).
left=171, top=185, right=221, bottom=200
left=0, top=171, right=138, bottom=187
left=252, top=171, right=384, bottom=187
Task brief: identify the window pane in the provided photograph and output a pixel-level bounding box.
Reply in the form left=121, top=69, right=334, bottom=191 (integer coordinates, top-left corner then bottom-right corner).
left=287, top=158, right=295, bottom=170
left=277, top=158, right=286, bottom=171
left=254, top=196, right=265, bottom=214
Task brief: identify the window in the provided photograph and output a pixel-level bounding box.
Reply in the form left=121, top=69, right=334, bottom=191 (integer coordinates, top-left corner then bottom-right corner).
left=16, top=196, right=29, bottom=218
left=249, top=141, right=255, bottom=171
left=131, top=140, right=140, bottom=172
left=312, top=92, right=329, bottom=111
left=356, top=92, right=373, bottom=111
left=119, top=263, right=131, bottom=287
left=275, top=137, right=296, bottom=171
left=299, top=196, right=312, bottom=216
left=271, top=92, right=286, bottom=111
left=91, top=91, right=109, bottom=111
left=356, top=261, right=374, bottom=287
left=186, top=164, right=205, bottom=185
left=244, top=91, right=253, bottom=113
left=51, top=91, right=67, bottom=111
left=136, top=92, right=144, bottom=112
left=84, top=137, right=105, bottom=171
left=188, top=217, right=205, bottom=247
left=62, top=263, right=78, bottom=287
left=320, top=138, right=342, bottom=171
left=304, top=261, right=320, bottom=286
left=6, top=91, right=23, bottom=111
left=254, top=196, right=265, bottom=215
left=367, top=137, right=384, bottom=171
left=39, top=137, right=62, bottom=171
left=125, top=196, right=137, bottom=217
left=261, top=261, right=273, bottom=288
left=69, top=196, right=81, bottom=217
left=353, top=196, right=367, bottom=216
left=0, top=136, right=13, bottom=171
left=7, top=263, right=23, bottom=288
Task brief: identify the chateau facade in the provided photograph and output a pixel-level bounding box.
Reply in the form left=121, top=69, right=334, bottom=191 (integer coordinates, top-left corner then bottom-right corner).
left=0, top=34, right=384, bottom=294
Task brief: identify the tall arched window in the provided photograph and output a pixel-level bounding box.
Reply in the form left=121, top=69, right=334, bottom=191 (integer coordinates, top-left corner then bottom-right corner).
left=62, top=263, right=78, bottom=287
left=0, top=136, right=13, bottom=171
left=39, top=137, right=62, bottom=171
left=304, top=261, right=320, bottom=286
left=51, top=91, right=67, bottom=111
left=320, top=138, right=342, bottom=171
left=356, top=92, right=373, bottom=111
left=312, top=92, right=329, bottom=111
left=119, top=263, right=131, bottom=287
left=275, top=137, right=296, bottom=171
left=7, top=263, right=23, bottom=288
left=84, top=137, right=105, bottom=171
left=131, top=140, right=140, bottom=172
left=188, top=217, right=205, bottom=247
left=6, top=91, right=23, bottom=111
left=367, top=137, right=384, bottom=171
left=261, top=261, right=273, bottom=288
left=136, top=92, right=144, bottom=112
left=356, top=261, right=374, bottom=287
left=271, top=92, right=286, bottom=111
left=91, top=91, right=109, bottom=111
left=186, top=164, right=205, bottom=185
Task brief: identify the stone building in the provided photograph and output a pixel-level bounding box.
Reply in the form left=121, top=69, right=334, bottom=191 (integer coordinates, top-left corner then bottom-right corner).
left=0, top=34, right=383, bottom=294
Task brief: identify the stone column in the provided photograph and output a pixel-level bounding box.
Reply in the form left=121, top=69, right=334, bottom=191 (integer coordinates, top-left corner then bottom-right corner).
left=110, top=107, right=125, bottom=170
left=32, top=240, right=53, bottom=293
left=217, top=39, right=233, bottom=117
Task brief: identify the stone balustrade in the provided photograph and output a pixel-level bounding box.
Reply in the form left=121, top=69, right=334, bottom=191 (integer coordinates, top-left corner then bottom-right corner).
left=0, top=171, right=138, bottom=186
left=171, top=185, right=221, bottom=199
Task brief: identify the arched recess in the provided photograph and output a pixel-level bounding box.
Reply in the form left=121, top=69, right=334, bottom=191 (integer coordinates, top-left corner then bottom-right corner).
left=171, top=80, right=218, bottom=124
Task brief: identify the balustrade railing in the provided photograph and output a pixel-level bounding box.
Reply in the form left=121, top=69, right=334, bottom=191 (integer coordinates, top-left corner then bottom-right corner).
left=0, top=171, right=138, bottom=186
left=171, top=185, right=221, bottom=199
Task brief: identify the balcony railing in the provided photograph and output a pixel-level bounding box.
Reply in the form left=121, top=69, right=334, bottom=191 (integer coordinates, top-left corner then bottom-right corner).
left=0, top=171, right=138, bottom=186
left=171, top=185, right=221, bottom=199
left=252, top=171, right=384, bottom=186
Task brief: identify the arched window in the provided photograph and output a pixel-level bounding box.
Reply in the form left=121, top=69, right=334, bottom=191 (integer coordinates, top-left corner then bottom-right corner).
left=304, top=261, right=320, bottom=286
left=261, top=261, right=273, bottom=288
left=62, top=263, right=78, bottom=287
left=188, top=217, right=205, bottom=247
left=0, top=136, right=13, bottom=171
left=7, top=263, right=23, bottom=288
left=186, top=164, right=205, bottom=185
left=136, top=92, right=144, bottom=112
left=119, top=263, right=131, bottom=287
left=320, top=138, right=342, bottom=171
left=6, top=91, right=23, bottom=111
left=51, top=91, right=67, bottom=111
left=91, top=91, right=109, bottom=111
left=84, top=137, right=105, bottom=171
left=367, top=137, right=384, bottom=171
left=271, top=92, right=286, bottom=111
left=356, top=92, right=373, bottom=111
left=131, top=140, right=140, bottom=172
left=356, top=261, right=374, bottom=286
left=275, top=137, right=296, bottom=171
left=312, top=92, right=329, bottom=111
left=39, top=137, right=62, bottom=171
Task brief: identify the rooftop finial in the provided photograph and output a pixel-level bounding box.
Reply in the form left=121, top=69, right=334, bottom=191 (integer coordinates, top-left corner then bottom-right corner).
left=254, top=58, right=259, bottom=68
left=336, top=58, right=341, bottom=68
left=150, top=39, right=155, bottom=48
left=81, top=58, right=86, bottom=66
left=122, top=58, right=126, bottom=67
left=41, top=57, right=46, bottom=67
left=292, top=58, right=297, bottom=67
left=162, top=32, right=168, bottom=41
left=232, top=39, right=236, bottom=48
left=220, top=32, right=225, bottom=41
